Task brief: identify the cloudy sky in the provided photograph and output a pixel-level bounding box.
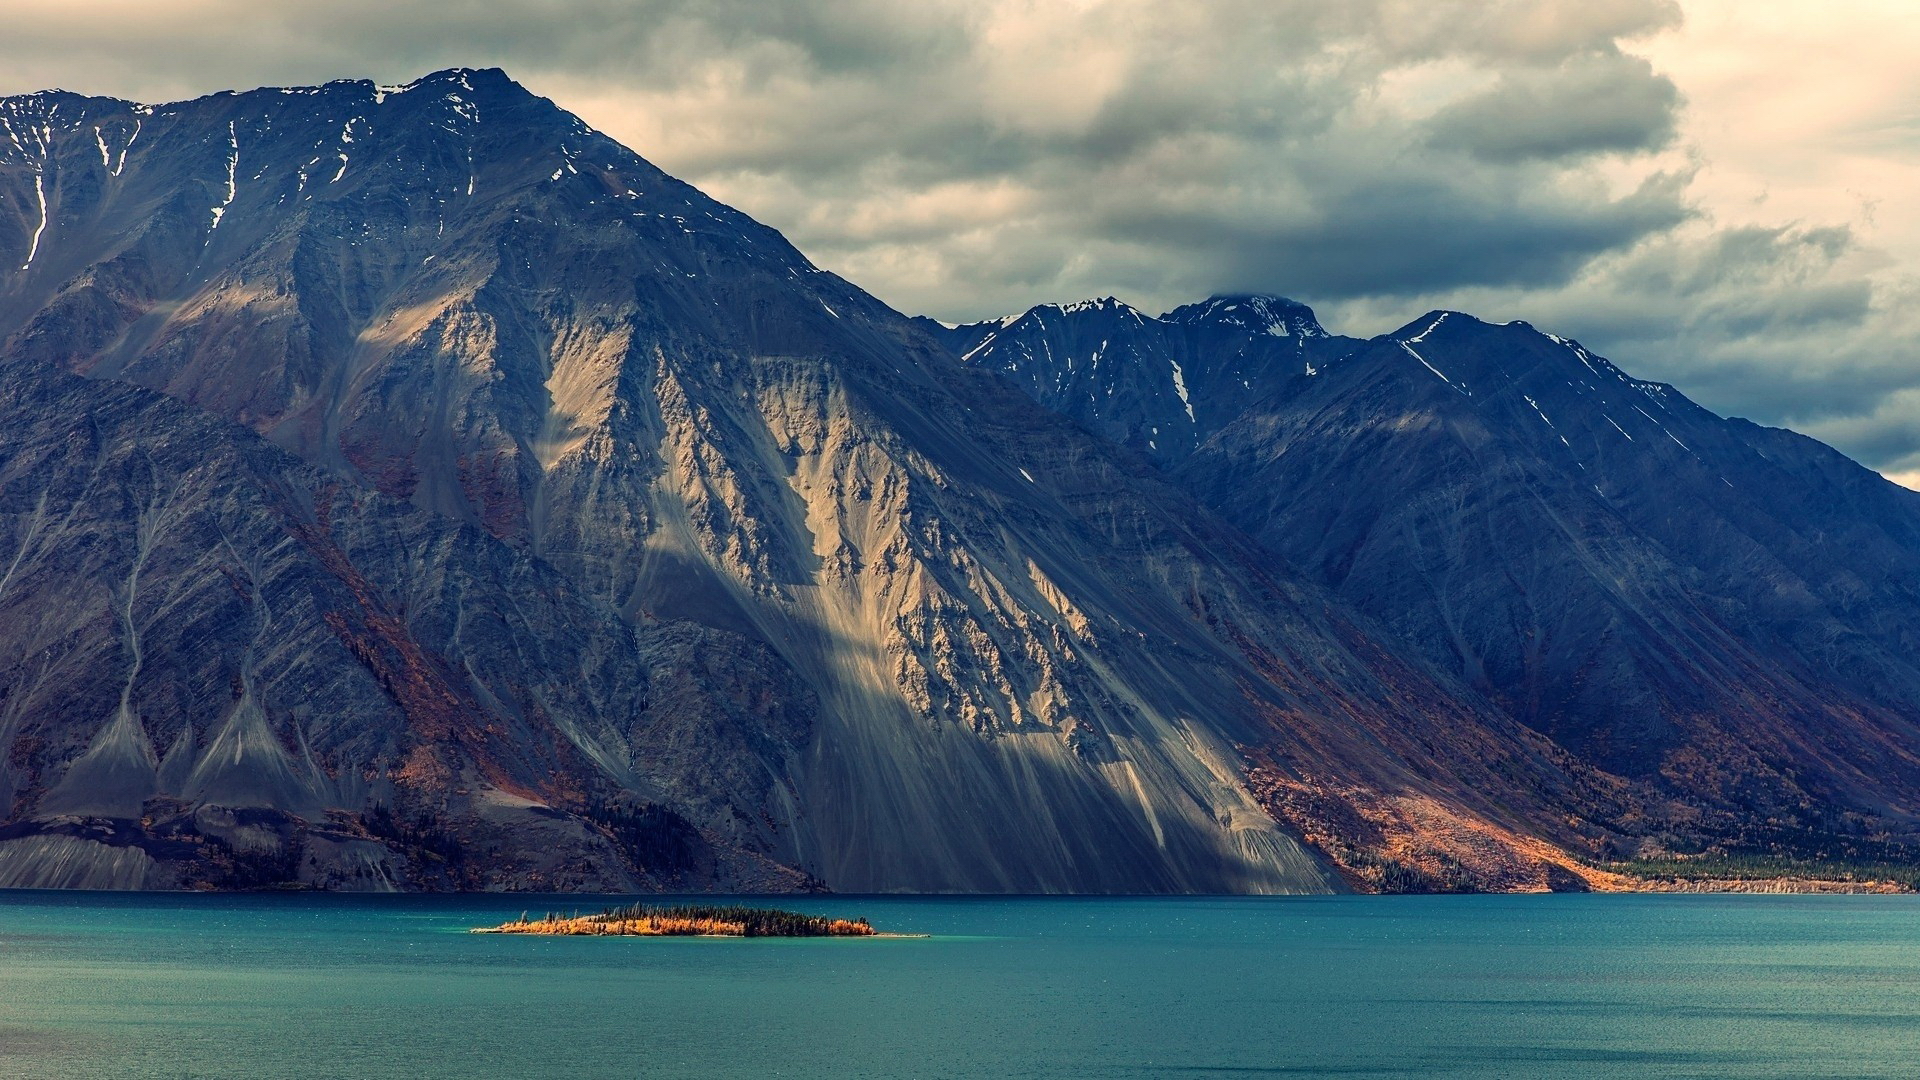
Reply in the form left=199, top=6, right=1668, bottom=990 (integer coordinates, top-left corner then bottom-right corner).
left=4, top=1, right=1918, bottom=485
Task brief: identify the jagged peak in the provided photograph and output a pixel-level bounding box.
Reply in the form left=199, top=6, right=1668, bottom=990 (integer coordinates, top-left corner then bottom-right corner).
left=1, top=67, right=531, bottom=119
left=1162, top=294, right=1326, bottom=338
left=0, top=88, right=134, bottom=125
left=1388, top=310, right=1481, bottom=344
left=1061, top=295, right=1145, bottom=317
left=1376, top=311, right=1675, bottom=406
left=966, top=295, right=1146, bottom=331
left=255, top=68, right=532, bottom=113
left=1389, top=310, right=1632, bottom=382
left=0, top=88, right=90, bottom=105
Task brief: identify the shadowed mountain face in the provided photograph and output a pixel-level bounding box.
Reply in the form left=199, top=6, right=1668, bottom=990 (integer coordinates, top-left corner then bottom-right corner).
left=955, top=296, right=1920, bottom=853
left=0, top=358, right=806, bottom=892
left=0, top=70, right=1653, bottom=894
left=1189, top=313, right=1920, bottom=821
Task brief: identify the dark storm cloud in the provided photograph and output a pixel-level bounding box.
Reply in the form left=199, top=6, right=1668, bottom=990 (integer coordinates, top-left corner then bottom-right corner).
left=0, top=3, right=1693, bottom=312
left=1098, top=169, right=1691, bottom=298
left=1329, top=221, right=1920, bottom=476
left=1426, top=51, right=1681, bottom=161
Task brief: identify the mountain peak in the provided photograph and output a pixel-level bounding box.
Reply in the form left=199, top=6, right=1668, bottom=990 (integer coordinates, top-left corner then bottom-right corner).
left=364, top=66, right=523, bottom=103
left=1, top=68, right=531, bottom=119
left=1386, top=312, right=1642, bottom=390
left=1389, top=309, right=1478, bottom=342
left=250, top=67, right=540, bottom=117
left=1376, top=311, right=1666, bottom=402
left=1162, top=294, right=1326, bottom=338
left=1060, top=295, right=1143, bottom=316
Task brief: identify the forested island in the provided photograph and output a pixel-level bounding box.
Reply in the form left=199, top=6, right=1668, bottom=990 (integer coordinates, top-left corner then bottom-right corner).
left=472, top=903, right=897, bottom=937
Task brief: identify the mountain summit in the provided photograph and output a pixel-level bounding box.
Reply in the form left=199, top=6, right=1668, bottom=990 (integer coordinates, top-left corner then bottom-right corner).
left=928, top=294, right=1349, bottom=464
left=1162, top=294, right=1329, bottom=339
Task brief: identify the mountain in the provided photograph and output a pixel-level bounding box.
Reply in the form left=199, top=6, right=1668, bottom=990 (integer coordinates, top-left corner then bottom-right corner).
left=0, top=354, right=798, bottom=891
left=949, top=296, right=1920, bottom=857
left=0, top=70, right=1650, bottom=894
left=1188, top=313, right=1920, bottom=828
left=923, top=295, right=1350, bottom=465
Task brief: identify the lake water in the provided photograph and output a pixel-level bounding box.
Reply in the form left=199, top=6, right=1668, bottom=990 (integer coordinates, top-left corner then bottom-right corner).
left=1, top=891, right=1916, bottom=1077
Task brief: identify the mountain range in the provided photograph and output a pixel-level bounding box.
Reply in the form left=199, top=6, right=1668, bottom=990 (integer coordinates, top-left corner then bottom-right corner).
left=3, top=69, right=1917, bottom=893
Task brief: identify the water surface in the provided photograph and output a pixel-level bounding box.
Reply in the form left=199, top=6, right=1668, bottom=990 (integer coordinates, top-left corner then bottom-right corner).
left=1, top=891, right=1916, bottom=1077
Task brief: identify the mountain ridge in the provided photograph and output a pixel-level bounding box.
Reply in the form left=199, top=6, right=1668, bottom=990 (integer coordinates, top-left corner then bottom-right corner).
left=2, top=69, right=1626, bottom=895
left=922, top=292, right=1355, bottom=466
left=7, top=69, right=1913, bottom=895
left=939, top=289, right=1920, bottom=867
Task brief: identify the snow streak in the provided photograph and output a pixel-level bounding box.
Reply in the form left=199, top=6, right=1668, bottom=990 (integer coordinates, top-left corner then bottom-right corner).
left=114, top=119, right=140, bottom=175
left=19, top=172, right=46, bottom=271
left=1400, top=341, right=1467, bottom=395
left=1408, top=312, right=1448, bottom=343
left=1170, top=358, right=1195, bottom=422
left=210, top=122, right=238, bottom=229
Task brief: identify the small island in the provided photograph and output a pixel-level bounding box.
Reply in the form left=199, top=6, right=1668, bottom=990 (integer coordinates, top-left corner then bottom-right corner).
left=472, top=903, right=900, bottom=937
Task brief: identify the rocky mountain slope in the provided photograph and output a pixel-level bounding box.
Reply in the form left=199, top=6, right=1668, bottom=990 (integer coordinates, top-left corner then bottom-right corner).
left=0, top=355, right=792, bottom=892
left=954, top=296, right=1920, bottom=862
left=1191, top=313, right=1920, bottom=834
left=0, top=70, right=1657, bottom=893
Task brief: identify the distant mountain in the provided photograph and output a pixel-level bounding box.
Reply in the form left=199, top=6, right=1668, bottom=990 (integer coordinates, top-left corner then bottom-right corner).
left=1188, top=313, right=1920, bottom=822
left=0, top=70, right=1639, bottom=894
left=946, top=294, right=1920, bottom=856
left=923, top=295, right=1351, bottom=464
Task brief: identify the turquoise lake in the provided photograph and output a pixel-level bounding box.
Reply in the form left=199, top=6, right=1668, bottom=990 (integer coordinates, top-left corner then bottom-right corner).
left=2, top=891, right=1917, bottom=1077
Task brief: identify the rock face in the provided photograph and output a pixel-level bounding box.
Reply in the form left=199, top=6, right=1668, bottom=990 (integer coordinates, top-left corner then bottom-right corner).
left=0, top=70, right=1640, bottom=894
left=0, top=359, right=763, bottom=892
left=948, top=295, right=1920, bottom=862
